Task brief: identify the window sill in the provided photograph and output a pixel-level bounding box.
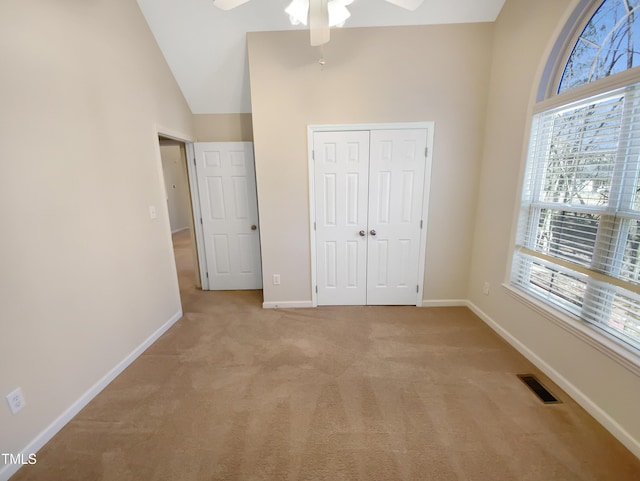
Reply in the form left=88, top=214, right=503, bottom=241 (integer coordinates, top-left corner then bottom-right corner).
left=502, top=283, right=640, bottom=378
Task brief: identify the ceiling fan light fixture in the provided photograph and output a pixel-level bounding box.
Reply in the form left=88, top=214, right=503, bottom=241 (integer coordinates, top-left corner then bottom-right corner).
left=215, top=0, right=424, bottom=47
left=285, top=0, right=309, bottom=26
left=328, top=1, right=350, bottom=27
left=286, top=0, right=351, bottom=28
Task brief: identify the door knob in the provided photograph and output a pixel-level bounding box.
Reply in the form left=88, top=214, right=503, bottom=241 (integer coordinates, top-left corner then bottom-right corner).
left=359, top=230, right=366, bottom=237
left=251, top=225, right=257, bottom=231
left=370, top=229, right=377, bottom=236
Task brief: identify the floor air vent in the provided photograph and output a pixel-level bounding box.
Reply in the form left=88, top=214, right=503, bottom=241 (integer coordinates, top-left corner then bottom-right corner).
left=517, top=374, right=561, bottom=404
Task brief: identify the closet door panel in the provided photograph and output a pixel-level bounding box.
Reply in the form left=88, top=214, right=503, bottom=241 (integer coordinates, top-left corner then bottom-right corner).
left=314, top=131, right=370, bottom=305
left=367, top=129, right=427, bottom=305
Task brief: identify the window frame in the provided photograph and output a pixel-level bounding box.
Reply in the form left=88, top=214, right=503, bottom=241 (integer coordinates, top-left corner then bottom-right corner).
left=508, top=0, right=640, bottom=374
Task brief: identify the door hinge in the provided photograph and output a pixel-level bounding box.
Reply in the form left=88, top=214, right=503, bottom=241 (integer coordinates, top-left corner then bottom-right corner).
left=416, top=285, right=419, bottom=293
left=206, top=272, right=209, bottom=278
left=200, top=217, right=203, bottom=225
left=314, top=221, right=316, bottom=231
left=312, top=150, right=315, bottom=160
left=193, top=157, right=196, bottom=166
left=420, top=220, right=423, bottom=229
left=424, top=147, right=428, bottom=157
left=315, top=285, right=318, bottom=293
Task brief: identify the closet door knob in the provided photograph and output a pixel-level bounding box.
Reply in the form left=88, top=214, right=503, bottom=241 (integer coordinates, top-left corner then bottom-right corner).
left=370, top=229, right=377, bottom=236
left=359, top=230, right=366, bottom=237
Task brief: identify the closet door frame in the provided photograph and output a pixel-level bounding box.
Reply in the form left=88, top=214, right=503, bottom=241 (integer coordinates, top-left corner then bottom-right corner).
left=308, top=122, right=435, bottom=307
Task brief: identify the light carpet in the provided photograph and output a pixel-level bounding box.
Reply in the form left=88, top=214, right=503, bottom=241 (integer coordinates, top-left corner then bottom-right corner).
left=11, top=229, right=640, bottom=480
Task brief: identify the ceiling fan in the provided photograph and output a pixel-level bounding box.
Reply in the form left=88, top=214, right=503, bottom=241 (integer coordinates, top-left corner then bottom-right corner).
left=213, top=0, right=425, bottom=46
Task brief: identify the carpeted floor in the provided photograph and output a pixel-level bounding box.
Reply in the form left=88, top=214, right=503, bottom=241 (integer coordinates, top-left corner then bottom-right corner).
left=11, top=229, right=640, bottom=480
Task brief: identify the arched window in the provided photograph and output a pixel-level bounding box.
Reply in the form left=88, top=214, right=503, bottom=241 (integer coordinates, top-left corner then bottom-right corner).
left=511, top=0, right=640, bottom=353
left=559, top=0, right=640, bottom=93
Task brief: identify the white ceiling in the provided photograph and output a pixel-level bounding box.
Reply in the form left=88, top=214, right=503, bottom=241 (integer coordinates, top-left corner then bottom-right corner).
left=137, top=0, right=505, bottom=114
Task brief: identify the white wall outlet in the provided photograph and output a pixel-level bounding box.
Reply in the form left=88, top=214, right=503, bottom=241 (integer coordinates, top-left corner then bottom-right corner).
left=272, top=274, right=281, bottom=285
left=483, top=281, right=491, bottom=296
left=148, top=205, right=157, bottom=219
left=6, top=387, right=26, bottom=414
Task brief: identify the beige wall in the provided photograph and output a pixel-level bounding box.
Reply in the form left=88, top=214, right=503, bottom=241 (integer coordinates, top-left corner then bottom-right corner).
left=248, top=24, right=493, bottom=305
left=3, top=0, right=638, bottom=468
left=0, top=0, right=193, bottom=468
left=193, top=113, right=254, bottom=141
left=468, top=0, right=640, bottom=456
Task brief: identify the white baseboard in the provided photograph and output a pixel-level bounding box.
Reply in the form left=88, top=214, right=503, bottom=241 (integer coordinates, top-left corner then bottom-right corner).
left=263, top=299, right=468, bottom=309
left=171, top=226, right=189, bottom=234
left=0, top=309, right=183, bottom=481
left=420, top=299, right=468, bottom=307
left=466, top=300, right=640, bottom=460
left=262, top=300, right=314, bottom=309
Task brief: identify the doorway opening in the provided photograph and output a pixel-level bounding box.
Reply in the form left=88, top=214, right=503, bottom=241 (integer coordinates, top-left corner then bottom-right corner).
left=158, top=136, right=202, bottom=297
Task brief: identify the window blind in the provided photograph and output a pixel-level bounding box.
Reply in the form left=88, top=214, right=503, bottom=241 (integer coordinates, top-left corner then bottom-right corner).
left=512, top=82, right=640, bottom=351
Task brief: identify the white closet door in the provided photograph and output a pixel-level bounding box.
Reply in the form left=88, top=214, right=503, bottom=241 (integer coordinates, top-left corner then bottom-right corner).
left=194, top=142, right=262, bottom=290
left=314, top=131, right=370, bottom=305
left=367, top=129, right=427, bottom=305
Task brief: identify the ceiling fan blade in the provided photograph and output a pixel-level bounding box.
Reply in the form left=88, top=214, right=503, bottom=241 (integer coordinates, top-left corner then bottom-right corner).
left=213, top=0, right=251, bottom=11
left=309, top=0, right=330, bottom=46
left=385, top=0, right=424, bottom=11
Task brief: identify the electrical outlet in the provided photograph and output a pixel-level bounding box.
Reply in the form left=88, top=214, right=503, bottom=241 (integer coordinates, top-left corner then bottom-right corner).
left=6, top=387, right=26, bottom=415
left=273, top=274, right=281, bottom=285
left=148, top=205, right=157, bottom=219
left=483, top=281, right=491, bottom=296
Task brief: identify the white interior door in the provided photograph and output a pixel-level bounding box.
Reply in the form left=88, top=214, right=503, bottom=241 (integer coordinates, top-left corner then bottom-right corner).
left=314, top=131, right=370, bottom=305
left=313, top=128, right=428, bottom=306
left=367, top=129, right=427, bottom=305
left=194, top=142, right=262, bottom=290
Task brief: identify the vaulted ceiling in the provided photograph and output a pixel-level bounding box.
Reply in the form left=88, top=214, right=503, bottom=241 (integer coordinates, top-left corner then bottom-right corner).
left=137, top=0, right=505, bottom=114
